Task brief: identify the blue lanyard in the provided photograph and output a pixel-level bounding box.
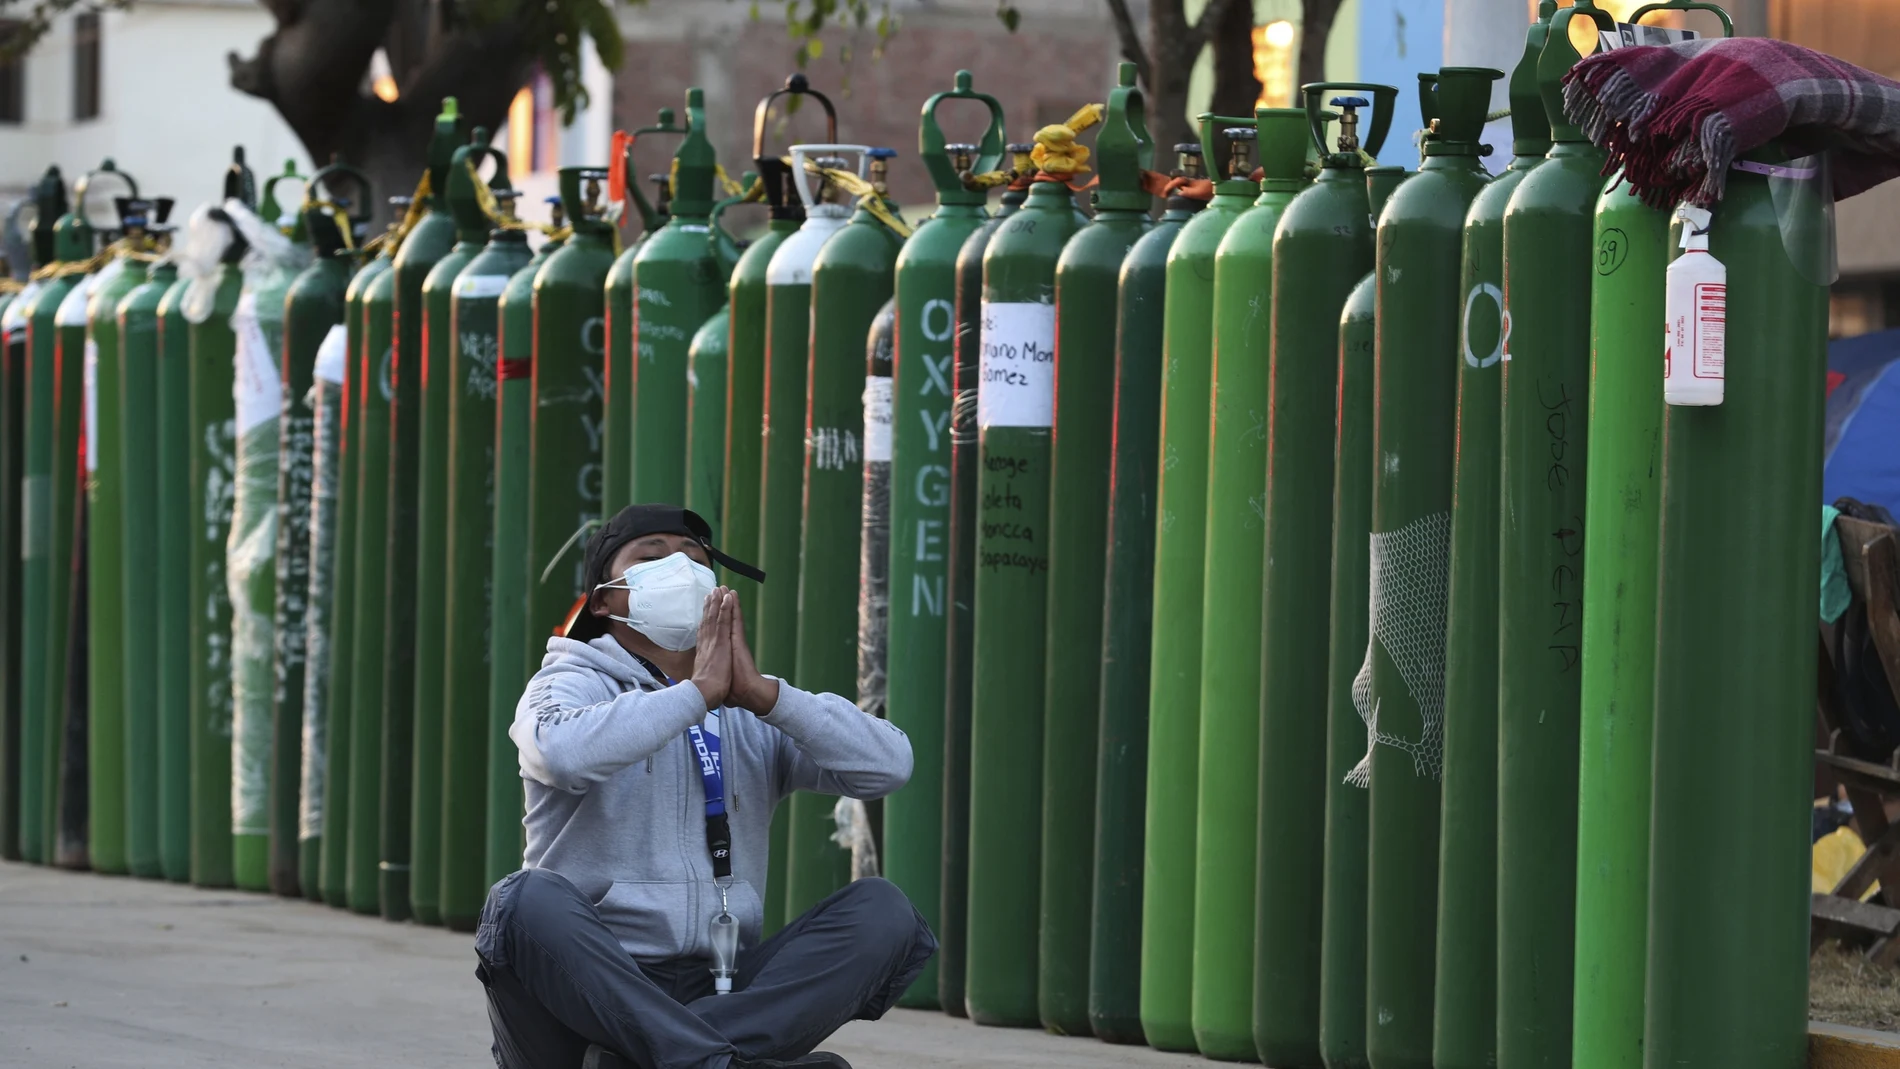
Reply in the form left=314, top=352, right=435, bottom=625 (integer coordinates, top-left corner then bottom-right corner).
left=646, top=659, right=733, bottom=879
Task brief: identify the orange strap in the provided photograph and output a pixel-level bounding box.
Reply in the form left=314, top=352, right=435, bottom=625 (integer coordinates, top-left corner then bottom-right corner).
left=1140, top=171, right=1214, bottom=201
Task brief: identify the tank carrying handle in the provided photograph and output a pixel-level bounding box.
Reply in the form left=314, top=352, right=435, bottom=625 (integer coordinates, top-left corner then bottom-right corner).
left=1628, top=0, right=1734, bottom=38
left=1300, top=82, right=1399, bottom=162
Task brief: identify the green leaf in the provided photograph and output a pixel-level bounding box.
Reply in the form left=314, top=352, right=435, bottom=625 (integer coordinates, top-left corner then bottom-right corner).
left=807, top=36, right=823, bottom=58
left=749, top=1, right=760, bottom=20
left=999, top=4, right=1020, bottom=32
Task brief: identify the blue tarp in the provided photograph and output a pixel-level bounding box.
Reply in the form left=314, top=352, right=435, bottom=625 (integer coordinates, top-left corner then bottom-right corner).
left=1825, top=327, right=1900, bottom=517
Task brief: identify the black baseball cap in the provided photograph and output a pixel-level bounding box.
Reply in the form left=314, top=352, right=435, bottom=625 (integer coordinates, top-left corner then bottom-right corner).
left=558, top=504, right=765, bottom=641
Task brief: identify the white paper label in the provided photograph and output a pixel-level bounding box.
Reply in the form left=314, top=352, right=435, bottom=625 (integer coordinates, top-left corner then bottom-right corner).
left=232, top=293, right=282, bottom=435
left=313, top=324, right=348, bottom=385
left=452, top=272, right=510, bottom=300
left=976, top=300, right=1056, bottom=430
left=83, top=339, right=99, bottom=474
left=863, top=375, right=894, bottom=462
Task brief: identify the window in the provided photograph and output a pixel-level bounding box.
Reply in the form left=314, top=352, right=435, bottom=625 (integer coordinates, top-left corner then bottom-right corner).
left=507, top=68, right=559, bottom=179
left=73, top=11, right=99, bottom=122
left=0, top=20, right=23, bottom=123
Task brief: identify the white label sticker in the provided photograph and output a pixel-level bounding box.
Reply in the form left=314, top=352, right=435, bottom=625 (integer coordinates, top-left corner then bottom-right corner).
left=976, top=300, right=1056, bottom=430
left=83, top=339, right=99, bottom=474
left=863, top=375, right=894, bottom=462
left=232, top=293, right=282, bottom=435
left=313, top=324, right=348, bottom=385
left=452, top=272, right=510, bottom=300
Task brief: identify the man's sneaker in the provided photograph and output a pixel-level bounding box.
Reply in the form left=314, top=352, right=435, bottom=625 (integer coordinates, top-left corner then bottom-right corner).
left=731, top=1053, right=852, bottom=1069
left=582, top=1045, right=634, bottom=1069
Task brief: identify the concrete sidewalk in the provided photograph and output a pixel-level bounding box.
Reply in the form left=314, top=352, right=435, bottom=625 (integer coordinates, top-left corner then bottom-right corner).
left=0, top=861, right=1203, bottom=1069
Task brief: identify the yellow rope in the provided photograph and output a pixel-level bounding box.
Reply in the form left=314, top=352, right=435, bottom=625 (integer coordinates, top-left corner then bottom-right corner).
left=1031, top=103, right=1105, bottom=178
left=302, top=197, right=358, bottom=251
left=663, top=160, right=753, bottom=201
left=798, top=158, right=912, bottom=238
left=387, top=172, right=433, bottom=250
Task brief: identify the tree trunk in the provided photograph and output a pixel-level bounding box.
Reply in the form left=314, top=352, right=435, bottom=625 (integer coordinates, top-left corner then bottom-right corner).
left=227, top=0, right=535, bottom=223
left=1209, top=0, right=1262, bottom=123
left=1300, top=0, right=1345, bottom=92
left=1146, top=0, right=1200, bottom=162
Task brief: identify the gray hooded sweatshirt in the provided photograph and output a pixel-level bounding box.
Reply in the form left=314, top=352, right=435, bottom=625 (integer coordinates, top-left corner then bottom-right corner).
left=509, top=636, right=912, bottom=964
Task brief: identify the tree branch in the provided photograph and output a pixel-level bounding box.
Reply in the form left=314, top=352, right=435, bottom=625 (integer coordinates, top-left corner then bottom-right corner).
left=1187, top=0, right=1245, bottom=51
left=1102, top=0, right=1150, bottom=85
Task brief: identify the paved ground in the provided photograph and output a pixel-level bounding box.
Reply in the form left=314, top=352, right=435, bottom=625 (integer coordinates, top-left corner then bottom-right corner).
left=0, top=861, right=1204, bottom=1069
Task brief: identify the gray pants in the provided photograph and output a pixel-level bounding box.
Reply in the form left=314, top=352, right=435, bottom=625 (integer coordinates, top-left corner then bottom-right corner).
left=475, top=868, right=936, bottom=1069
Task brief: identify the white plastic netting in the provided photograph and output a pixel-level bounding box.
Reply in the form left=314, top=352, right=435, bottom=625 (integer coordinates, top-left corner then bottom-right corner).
left=1346, top=509, right=1451, bottom=787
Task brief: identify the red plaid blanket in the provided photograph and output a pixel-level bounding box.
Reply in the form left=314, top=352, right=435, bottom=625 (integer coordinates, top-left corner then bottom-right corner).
left=1562, top=37, right=1900, bottom=207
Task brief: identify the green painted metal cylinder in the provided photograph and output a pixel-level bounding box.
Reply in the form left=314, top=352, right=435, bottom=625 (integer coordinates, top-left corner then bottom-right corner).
left=1040, top=64, right=1153, bottom=1036
left=723, top=220, right=794, bottom=625
left=386, top=106, right=470, bottom=925
left=887, top=81, right=1005, bottom=1011
left=440, top=225, right=530, bottom=929
left=86, top=252, right=146, bottom=876
left=347, top=253, right=397, bottom=914
left=787, top=151, right=904, bottom=921
left=0, top=286, right=17, bottom=865
left=1645, top=150, right=1825, bottom=1069
left=940, top=152, right=1028, bottom=1015
left=1496, top=11, right=1611, bottom=1058
left=1140, top=116, right=1258, bottom=1053
left=524, top=167, right=614, bottom=701
left=232, top=260, right=296, bottom=895
left=486, top=225, right=557, bottom=890
left=1194, top=107, right=1306, bottom=1062
left=1433, top=15, right=1550, bottom=1069
left=1091, top=163, right=1200, bottom=1045
left=188, top=261, right=245, bottom=890
left=52, top=261, right=98, bottom=867
left=1318, top=163, right=1408, bottom=1069
left=603, top=110, right=685, bottom=515
left=631, top=89, right=730, bottom=511
left=115, top=241, right=170, bottom=882
left=155, top=272, right=192, bottom=881
left=1367, top=67, right=1498, bottom=1069
left=322, top=246, right=388, bottom=906
left=685, top=306, right=730, bottom=524
left=298, top=294, right=350, bottom=902
left=1568, top=177, right=1667, bottom=1069
left=967, top=168, right=1081, bottom=1028
left=1253, top=87, right=1393, bottom=1069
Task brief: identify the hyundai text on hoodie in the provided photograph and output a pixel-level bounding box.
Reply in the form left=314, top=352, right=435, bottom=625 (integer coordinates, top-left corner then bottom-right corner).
left=510, top=635, right=913, bottom=963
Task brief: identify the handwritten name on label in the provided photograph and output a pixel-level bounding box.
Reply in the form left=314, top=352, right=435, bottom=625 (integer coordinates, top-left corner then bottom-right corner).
left=976, top=301, right=1055, bottom=430
left=863, top=375, right=894, bottom=462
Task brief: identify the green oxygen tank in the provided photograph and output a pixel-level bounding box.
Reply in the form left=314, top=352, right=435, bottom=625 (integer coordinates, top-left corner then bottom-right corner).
left=1496, top=7, right=1611, bottom=1059
left=281, top=164, right=371, bottom=901
left=630, top=89, right=735, bottom=510
left=1252, top=85, right=1396, bottom=1069
left=0, top=254, right=19, bottom=864
left=84, top=187, right=153, bottom=877
left=115, top=199, right=180, bottom=881
left=1433, top=13, right=1551, bottom=1069
left=186, top=151, right=258, bottom=889
left=858, top=296, right=897, bottom=724
left=230, top=192, right=310, bottom=896
left=1364, top=68, right=1498, bottom=1069
left=1193, top=107, right=1308, bottom=1062
left=430, top=142, right=519, bottom=932
left=15, top=166, right=72, bottom=865
left=941, top=142, right=1032, bottom=1015
left=1140, top=118, right=1258, bottom=1052
left=726, top=76, right=834, bottom=639
left=603, top=106, right=683, bottom=514
left=785, top=145, right=906, bottom=921
left=486, top=201, right=562, bottom=891
left=347, top=219, right=400, bottom=915
left=1091, top=144, right=1205, bottom=1044
left=155, top=266, right=193, bottom=882
left=886, top=71, right=1005, bottom=1012
left=1320, top=164, right=1411, bottom=1069
left=1646, top=146, right=1827, bottom=1069
left=414, top=125, right=508, bottom=927
left=967, top=107, right=1100, bottom=1027
left=322, top=210, right=393, bottom=908
left=757, top=145, right=858, bottom=928
left=524, top=168, right=614, bottom=690
left=439, top=193, right=531, bottom=925
left=681, top=176, right=754, bottom=530
left=1040, top=61, right=1153, bottom=1037
left=384, top=99, right=470, bottom=925
left=1572, top=8, right=1735, bottom=1064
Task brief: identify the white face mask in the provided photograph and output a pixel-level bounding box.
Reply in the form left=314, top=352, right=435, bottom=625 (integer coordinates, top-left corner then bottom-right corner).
left=595, top=551, right=717, bottom=651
